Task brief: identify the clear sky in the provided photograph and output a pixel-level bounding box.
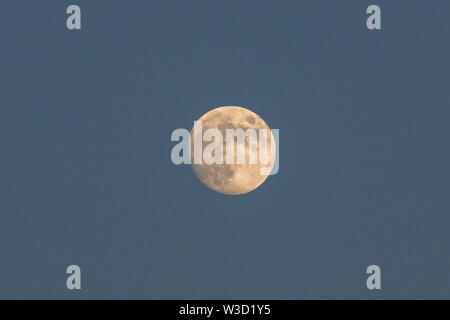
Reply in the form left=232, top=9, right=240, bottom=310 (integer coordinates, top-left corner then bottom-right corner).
left=0, top=0, right=449, bottom=299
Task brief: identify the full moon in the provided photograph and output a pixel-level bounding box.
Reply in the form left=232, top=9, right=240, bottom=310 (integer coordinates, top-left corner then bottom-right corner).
left=191, top=106, right=275, bottom=195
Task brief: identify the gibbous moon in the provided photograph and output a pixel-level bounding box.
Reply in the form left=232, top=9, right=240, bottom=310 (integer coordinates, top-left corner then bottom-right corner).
left=191, top=106, right=275, bottom=195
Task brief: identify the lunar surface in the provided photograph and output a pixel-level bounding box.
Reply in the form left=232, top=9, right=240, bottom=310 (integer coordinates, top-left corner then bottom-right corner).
left=190, top=106, right=275, bottom=195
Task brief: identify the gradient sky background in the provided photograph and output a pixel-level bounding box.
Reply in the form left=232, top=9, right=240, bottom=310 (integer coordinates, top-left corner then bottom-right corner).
left=1, top=0, right=449, bottom=299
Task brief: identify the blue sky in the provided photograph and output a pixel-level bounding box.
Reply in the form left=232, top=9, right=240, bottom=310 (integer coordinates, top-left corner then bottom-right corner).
left=0, top=0, right=449, bottom=298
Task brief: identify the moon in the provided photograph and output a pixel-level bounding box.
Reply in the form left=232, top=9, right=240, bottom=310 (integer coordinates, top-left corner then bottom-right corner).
left=190, top=106, right=275, bottom=195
